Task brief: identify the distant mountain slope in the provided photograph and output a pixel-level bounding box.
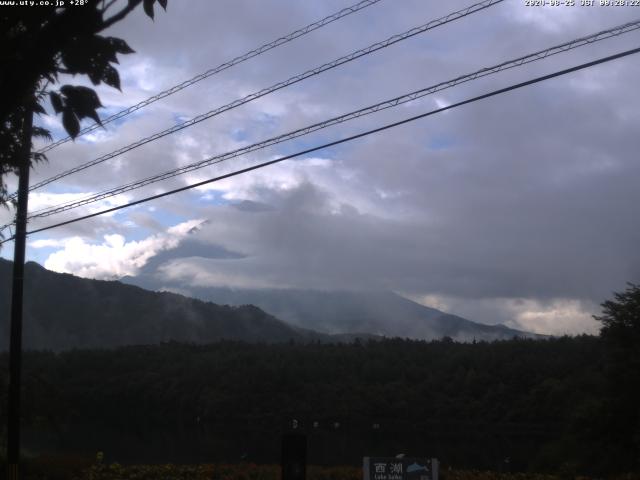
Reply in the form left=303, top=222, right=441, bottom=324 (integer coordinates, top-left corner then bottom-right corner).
left=123, top=275, right=538, bottom=341
left=0, top=259, right=316, bottom=351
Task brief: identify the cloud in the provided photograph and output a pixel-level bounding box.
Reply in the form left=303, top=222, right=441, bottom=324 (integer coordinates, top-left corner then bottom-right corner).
left=27, top=191, right=136, bottom=218
left=42, top=219, right=204, bottom=279
left=29, top=239, right=67, bottom=249
left=505, top=298, right=600, bottom=336
left=16, top=0, right=639, bottom=336
left=137, top=159, right=636, bottom=334
left=406, top=293, right=601, bottom=335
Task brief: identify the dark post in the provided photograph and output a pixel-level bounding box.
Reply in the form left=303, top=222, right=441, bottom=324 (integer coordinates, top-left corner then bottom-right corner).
left=7, top=106, right=33, bottom=480
left=282, top=432, right=307, bottom=480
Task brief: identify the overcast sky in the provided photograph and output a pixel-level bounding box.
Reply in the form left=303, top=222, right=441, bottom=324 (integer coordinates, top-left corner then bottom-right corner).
left=2, top=0, right=639, bottom=335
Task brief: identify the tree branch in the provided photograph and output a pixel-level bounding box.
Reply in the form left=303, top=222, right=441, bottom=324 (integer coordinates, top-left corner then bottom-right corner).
left=101, top=1, right=139, bottom=30
left=35, top=79, right=51, bottom=96
left=102, top=0, right=119, bottom=15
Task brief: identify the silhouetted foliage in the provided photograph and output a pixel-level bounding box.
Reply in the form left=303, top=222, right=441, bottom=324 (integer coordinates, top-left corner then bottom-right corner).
left=594, top=284, right=640, bottom=472
left=0, top=336, right=627, bottom=474
left=0, top=0, right=168, bottom=207
left=596, top=283, right=640, bottom=342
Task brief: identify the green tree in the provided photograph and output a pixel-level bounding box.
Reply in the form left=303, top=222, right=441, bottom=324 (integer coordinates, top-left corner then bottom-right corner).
left=0, top=0, right=168, bottom=208
left=594, top=283, right=640, bottom=471
left=597, top=283, right=640, bottom=342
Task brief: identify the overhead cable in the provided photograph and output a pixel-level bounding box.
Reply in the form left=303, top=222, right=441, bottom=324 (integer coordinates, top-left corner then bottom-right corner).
left=20, top=0, right=504, bottom=197
left=36, top=0, right=385, bottom=154
left=25, top=19, right=640, bottom=219
left=0, top=45, right=635, bottom=245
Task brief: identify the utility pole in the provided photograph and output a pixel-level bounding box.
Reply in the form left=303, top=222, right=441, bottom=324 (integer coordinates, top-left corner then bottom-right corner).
left=7, top=105, right=33, bottom=480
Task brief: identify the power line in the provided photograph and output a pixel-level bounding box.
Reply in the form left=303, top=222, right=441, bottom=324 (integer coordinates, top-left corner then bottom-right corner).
left=36, top=0, right=385, bottom=154
left=24, top=19, right=640, bottom=220
left=19, top=0, right=503, bottom=197
left=0, top=20, right=637, bottom=234
left=1, top=45, right=635, bottom=245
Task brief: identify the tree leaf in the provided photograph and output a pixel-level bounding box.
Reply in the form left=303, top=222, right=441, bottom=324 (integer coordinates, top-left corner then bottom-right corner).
left=60, top=85, right=75, bottom=96
left=44, top=72, right=58, bottom=83
left=74, top=105, right=103, bottom=126
left=32, top=102, right=46, bottom=115
left=101, top=64, right=121, bottom=90
left=61, top=38, right=95, bottom=74
left=143, top=0, right=154, bottom=19
left=32, top=127, right=52, bottom=142
left=32, top=152, right=48, bottom=164
left=103, top=47, right=119, bottom=64
left=62, top=109, right=80, bottom=139
left=107, top=37, right=135, bottom=55
left=88, top=69, right=102, bottom=85
left=50, top=92, right=64, bottom=113
left=63, top=85, right=103, bottom=111
left=86, top=110, right=102, bottom=126
left=61, top=35, right=118, bottom=76
left=61, top=85, right=104, bottom=125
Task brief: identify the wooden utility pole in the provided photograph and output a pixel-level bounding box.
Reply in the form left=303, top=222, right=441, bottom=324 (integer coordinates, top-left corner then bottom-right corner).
left=6, top=106, right=33, bottom=480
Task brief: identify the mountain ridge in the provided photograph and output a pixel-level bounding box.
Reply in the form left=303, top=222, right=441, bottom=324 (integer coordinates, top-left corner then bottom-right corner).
left=122, top=274, right=540, bottom=341
left=0, top=259, right=324, bottom=351
left=0, top=259, right=539, bottom=351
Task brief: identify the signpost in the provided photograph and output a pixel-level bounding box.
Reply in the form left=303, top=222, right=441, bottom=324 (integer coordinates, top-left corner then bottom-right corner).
left=363, top=458, right=439, bottom=480
left=282, top=432, right=307, bottom=480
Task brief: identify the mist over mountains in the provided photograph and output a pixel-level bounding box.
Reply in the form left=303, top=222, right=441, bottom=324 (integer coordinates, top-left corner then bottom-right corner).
left=126, top=249, right=541, bottom=341
left=120, top=236, right=540, bottom=341
left=0, top=258, right=538, bottom=351
left=123, top=274, right=537, bottom=342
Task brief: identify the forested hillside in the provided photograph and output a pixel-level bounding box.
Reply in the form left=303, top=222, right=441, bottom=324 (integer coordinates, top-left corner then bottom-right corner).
left=0, top=336, right=633, bottom=475
left=0, top=259, right=537, bottom=350
left=0, top=259, right=313, bottom=349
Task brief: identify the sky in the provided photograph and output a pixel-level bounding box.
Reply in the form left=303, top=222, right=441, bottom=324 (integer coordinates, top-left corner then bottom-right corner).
left=2, top=0, right=640, bottom=335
